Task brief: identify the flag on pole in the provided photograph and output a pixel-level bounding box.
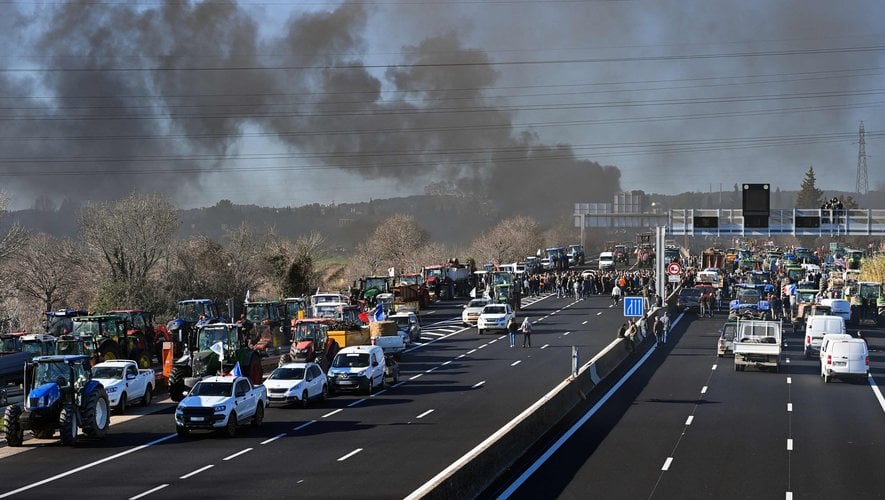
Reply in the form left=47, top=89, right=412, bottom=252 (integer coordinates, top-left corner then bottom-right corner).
left=209, top=341, right=224, bottom=357
left=245, top=290, right=251, bottom=303
left=227, top=361, right=243, bottom=378
left=372, top=303, right=386, bottom=322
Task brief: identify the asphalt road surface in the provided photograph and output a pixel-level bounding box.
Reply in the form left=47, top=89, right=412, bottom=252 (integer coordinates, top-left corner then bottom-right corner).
left=497, top=311, right=885, bottom=499
left=0, top=290, right=635, bottom=499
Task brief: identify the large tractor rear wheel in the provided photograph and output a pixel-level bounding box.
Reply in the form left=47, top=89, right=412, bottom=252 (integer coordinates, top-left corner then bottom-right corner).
left=168, top=366, right=190, bottom=402
left=130, top=349, right=151, bottom=369
left=81, top=387, right=110, bottom=438
left=278, top=352, right=293, bottom=368
left=99, top=342, right=121, bottom=362
left=58, top=403, right=77, bottom=446
left=2, top=405, right=24, bottom=447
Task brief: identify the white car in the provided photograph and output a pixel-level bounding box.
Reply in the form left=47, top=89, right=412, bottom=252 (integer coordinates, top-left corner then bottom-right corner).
left=476, top=303, right=515, bottom=335
left=462, top=298, right=491, bottom=326
left=91, top=360, right=155, bottom=413
left=265, top=362, right=328, bottom=408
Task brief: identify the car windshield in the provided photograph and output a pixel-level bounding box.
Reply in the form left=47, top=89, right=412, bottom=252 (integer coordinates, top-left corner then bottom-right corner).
left=483, top=306, right=506, bottom=315
left=467, top=300, right=487, bottom=308
left=92, top=366, right=124, bottom=379
left=680, top=289, right=702, bottom=298
left=332, top=353, right=369, bottom=368
left=268, top=367, right=305, bottom=380
left=190, top=382, right=233, bottom=397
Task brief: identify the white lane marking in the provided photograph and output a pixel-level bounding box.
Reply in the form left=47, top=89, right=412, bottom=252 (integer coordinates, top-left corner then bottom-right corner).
left=786, top=357, right=791, bottom=364
left=0, top=433, right=176, bottom=499
left=551, top=312, right=557, bottom=315
left=338, top=448, right=363, bottom=462
left=662, top=457, right=674, bottom=471
left=536, top=318, right=543, bottom=322
left=478, top=344, right=488, bottom=349
left=293, top=420, right=316, bottom=431
left=540, top=344, right=549, bottom=349
left=456, top=354, right=466, bottom=359
left=787, top=439, right=794, bottom=451
left=261, top=433, right=286, bottom=445
left=511, top=360, right=522, bottom=367
left=712, top=364, right=717, bottom=370
left=498, top=335, right=506, bottom=340
left=685, top=416, right=694, bottom=426
left=869, top=374, right=885, bottom=415
left=701, top=386, right=708, bottom=394
left=467, top=349, right=477, bottom=355
left=490, top=339, right=499, bottom=344
left=371, top=389, right=388, bottom=397
left=392, top=382, right=406, bottom=388
left=472, top=380, right=486, bottom=389
left=180, top=464, right=214, bottom=480
left=426, top=367, right=438, bottom=373
left=223, top=448, right=253, bottom=461
left=442, top=361, right=452, bottom=366
left=348, top=399, right=366, bottom=407
left=564, top=331, right=570, bottom=336
left=608, top=304, right=613, bottom=308
left=410, top=373, right=424, bottom=380
left=786, top=493, right=793, bottom=500
left=596, top=312, right=603, bottom=316
left=787, top=403, right=793, bottom=412
left=787, top=377, right=792, bottom=384
left=129, top=484, right=169, bottom=500
left=582, top=320, right=588, bottom=325
left=487, top=346, right=658, bottom=500
left=417, top=409, right=435, bottom=419
left=322, top=409, right=343, bottom=418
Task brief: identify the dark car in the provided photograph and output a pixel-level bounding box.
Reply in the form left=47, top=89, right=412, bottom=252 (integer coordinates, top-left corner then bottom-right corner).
left=677, top=288, right=703, bottom=313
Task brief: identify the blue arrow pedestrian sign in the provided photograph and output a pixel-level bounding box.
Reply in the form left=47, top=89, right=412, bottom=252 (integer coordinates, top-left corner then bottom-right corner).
left=624, top=296, right=644, bottom=317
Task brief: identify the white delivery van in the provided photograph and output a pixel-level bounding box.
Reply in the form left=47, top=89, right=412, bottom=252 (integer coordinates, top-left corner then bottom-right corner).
left=820, top=334, right=869, bottom=383
left=598, top=252, right=615, bottom=271
left=819, top=298, right=851, bottom=323
left=804, top=315, right=846, bottom=359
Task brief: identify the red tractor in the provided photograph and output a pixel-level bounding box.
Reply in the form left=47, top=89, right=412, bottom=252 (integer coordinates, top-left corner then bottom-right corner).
left=278, top=319, right=340, bottom=372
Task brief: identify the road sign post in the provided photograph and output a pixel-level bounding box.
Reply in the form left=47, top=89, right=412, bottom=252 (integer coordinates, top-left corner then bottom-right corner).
left=624, top=296, right=644, bottom=317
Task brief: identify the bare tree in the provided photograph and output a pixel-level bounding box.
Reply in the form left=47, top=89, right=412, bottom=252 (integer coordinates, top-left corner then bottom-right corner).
left=6, top=232, right=82, bottom=312
left=349, top=214, right=430, bottom=279
left=79, top=192, right=180, bottom=284
left=469, top=216, right=543, bottom=266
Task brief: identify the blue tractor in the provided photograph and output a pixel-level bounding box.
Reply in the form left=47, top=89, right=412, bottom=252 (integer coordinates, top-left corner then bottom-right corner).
left=1, top=355, right=110, bottom=446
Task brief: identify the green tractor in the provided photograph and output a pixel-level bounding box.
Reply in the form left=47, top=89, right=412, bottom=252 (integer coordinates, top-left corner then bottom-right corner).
left=1, top=355, right=110, bottom=446
left=167, top=323, right=263, bottom=402
left=65, top=314, right=151, bottom=368
left=847, top=282, right=884, bottom=327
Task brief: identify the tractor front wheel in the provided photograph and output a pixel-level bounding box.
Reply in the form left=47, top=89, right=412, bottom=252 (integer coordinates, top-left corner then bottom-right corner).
left=168, top=366, right=190, bottom=402
left=248, top=354, right=262, bottom=386
left=278, top=353, right=293, bottom=368
left=81, top=387, right=110, bottom=438
left=58, top=403, right=77, bottom=446
left=99, top=342, right=121, bottom=362
left=2, top=405, right=24, bottom=447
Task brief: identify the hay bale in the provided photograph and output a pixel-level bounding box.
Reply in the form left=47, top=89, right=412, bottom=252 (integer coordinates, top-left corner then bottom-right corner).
left=369, top=320, right=397, bottom=338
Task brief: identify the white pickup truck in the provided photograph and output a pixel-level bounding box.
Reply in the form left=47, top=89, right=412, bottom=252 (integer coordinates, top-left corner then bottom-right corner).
left=175, top=376, right=267, bottom=438
left=91, top=360, right=155, bottom=413
left=733, top=320, right=782, bottom=372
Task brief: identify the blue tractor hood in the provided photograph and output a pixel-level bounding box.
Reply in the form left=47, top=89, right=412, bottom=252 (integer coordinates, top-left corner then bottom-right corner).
left=27, top=383, right=60, bottom=410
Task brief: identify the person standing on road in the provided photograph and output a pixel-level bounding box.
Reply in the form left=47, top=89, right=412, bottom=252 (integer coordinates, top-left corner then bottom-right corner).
left=653, top=316, right=663, bottom=346
left=521, top=316, right=532, bottom=347
left=507, top=318, right=518, bottom=348
left=661, top=311, right=671, bottom=343
left=611, top=283, right=622, bottom=306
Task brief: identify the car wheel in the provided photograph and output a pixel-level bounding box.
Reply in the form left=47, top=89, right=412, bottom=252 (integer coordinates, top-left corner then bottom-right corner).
left=252, top=403, right=264, bottom=428
left=117, top=393, right=127, bottom=414
left=224, top=412, right=237, bottom=438
left=142, top=386, right=153, bottom=407
left=301, top=390, right=309, bottom=409
left=320, top=384, right=328, bottom=402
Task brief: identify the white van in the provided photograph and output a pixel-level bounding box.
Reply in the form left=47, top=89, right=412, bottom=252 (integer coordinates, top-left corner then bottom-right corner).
left=327, top=345, right=386, bottom=395
left=804, top=315, right=846, bottom=358
left=819, top=298, right=851, bottom=323
left=598, top=252, right=615, bottom=271
left=820, top=334, right=869, bottom=383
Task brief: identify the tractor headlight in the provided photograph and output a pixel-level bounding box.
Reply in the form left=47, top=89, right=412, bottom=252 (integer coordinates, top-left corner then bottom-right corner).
left=214, top=405, right=227, bottom=413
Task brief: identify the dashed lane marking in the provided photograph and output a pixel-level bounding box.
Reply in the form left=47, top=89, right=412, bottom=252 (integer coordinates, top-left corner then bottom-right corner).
left=685, top=416, right=694, bottom=426
left=582, top=320, right=588, bottom=325
left=261, top=433, right=286, bottom=445
left=348, top=399, right=366, bottom=407
left=223, top=448, right=253, bottom=461
left=540, top=344, right=549, bottom=349
left=293, top=420, right=316, bottom=431
left=467, top=349, right=477, bottom=355
left=129, top=484, right=169, bottom=500
left=338, top=448, right=363, bottom=462
left=787, top=439, right=794, bottom=451
left=701, top=386, right=708, bottom=394
left=787, top=377, right=792, bottom=384
left=417, top=409, right=435, bottom=419
left=787, top=403, right=793, bottom=412
left=712, top=364, right=717, bottom=370
left=662, top=457, right=673, bottom=471
left=511, top=360, right=522, bottom=367
left=180, top=465, right=214, bottom=480
left=410, top=373, right=424, bottom=380
left=472, top=381, right=485, bottom=389
left=322, top=409, right=343, bottom=418
left=596, top=312, right=602, bottom=316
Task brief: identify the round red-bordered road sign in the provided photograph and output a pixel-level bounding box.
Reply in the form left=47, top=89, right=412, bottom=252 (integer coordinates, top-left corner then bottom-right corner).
left=667, top=262, right=682, bottom=275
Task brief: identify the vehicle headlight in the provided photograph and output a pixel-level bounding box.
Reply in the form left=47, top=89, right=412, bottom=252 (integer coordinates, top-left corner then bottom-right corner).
left=358, top=369, right=368, bottom=378
left=296, top=348, right=308, bottom=355
left=287, top=383, right=302, bottom=394
left=105, top=386, right=118, bottom=393
left=214, top=405, right=227, bottom=413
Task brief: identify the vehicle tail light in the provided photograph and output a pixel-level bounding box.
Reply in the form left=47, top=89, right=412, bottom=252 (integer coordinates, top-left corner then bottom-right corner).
left=826, top=355, right=832, bottom=365
left=865, top=356, right=870, bottom=366
left=805, top=336, right=810, bottom=346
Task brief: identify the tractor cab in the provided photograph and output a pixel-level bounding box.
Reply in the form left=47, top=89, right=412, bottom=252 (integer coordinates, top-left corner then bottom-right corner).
left=244, top=300, right=289, bottom=355
left=45, top=309, right=88, bottom=337
left=286, top=319, right=339, bottom=371
left=20, top=333, right=57, bottom=357
left=72, top=315, right=147, bottom=366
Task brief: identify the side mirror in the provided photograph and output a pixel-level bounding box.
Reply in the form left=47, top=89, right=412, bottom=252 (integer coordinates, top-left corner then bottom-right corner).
left=126, top=374, right=136, bottom=380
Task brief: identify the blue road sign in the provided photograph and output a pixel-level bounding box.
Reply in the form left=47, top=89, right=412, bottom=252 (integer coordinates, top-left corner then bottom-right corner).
left=624, top=296, right=644, bottom=317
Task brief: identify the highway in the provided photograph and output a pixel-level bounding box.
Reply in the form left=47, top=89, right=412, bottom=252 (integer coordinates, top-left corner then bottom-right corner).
left=0, top=290, right=633, bottom=499
left=497, top=311, right=885, bottom=499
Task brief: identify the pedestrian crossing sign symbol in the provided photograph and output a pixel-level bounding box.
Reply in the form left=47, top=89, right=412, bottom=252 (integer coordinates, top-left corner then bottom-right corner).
left=624, top=296, right=644, bottom=317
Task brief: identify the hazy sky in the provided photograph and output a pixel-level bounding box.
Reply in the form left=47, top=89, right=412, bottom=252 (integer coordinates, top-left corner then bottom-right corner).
left=0, top=0, right=882, bottom=210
